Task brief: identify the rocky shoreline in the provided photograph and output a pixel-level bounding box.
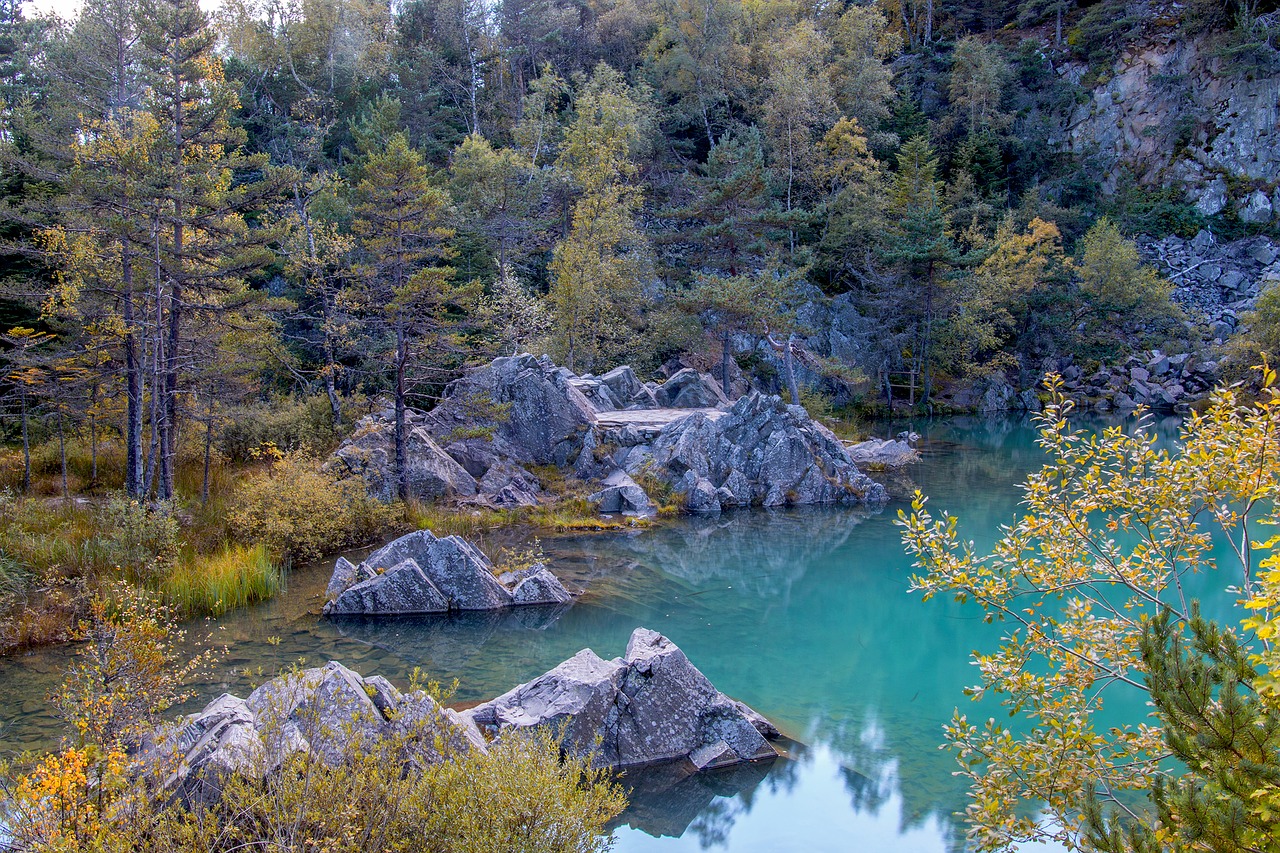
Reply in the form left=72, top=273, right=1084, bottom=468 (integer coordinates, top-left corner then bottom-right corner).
left=327, top=353, right=888, bottom=514
left=141, top=629, right=784, bottom=804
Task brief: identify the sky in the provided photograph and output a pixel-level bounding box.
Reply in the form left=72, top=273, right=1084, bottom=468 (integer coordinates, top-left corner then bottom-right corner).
left=22, top=0, right=223, bottom=22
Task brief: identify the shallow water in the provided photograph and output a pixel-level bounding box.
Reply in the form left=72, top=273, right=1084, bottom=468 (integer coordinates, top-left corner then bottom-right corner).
left=0, top=411, right=1211, bottom=851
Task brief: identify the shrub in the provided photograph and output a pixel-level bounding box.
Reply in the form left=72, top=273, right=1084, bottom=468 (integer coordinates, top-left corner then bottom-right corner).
left=226, top=452, right=394, bottom=562
left=216, top=394, right=351, bottom=463
left=96, top=495, right=181, bottom=584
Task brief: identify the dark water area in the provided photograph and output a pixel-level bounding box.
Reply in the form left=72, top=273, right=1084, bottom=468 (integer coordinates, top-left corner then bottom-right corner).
left=0, top=411, right=1211, bottom=851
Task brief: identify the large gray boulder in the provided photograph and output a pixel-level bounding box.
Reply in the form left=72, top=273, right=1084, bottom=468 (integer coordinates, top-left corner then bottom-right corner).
left=424, top=354, right=596, bottom=466
left=600, top=365, right=659, bottom=410
left=625, top=393, right=887, bottom=513
left=324, top=529, right=573, bottom=616
left=587, top=469, right=655, bottom=516
left=653, top=368, right=730, bottom=409
left=326, top=417, right=479, bottom=502
left=141, top=662, right=483, bottom=805
left=464, top=628, right=780, bottom=771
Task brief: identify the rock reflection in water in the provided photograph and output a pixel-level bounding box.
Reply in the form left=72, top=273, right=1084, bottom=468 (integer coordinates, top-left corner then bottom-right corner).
left=330, top=604, right=571, bottom=674
left=599, top=507, right=878, bottom=598
left=612, top=755, right=782, bottom=844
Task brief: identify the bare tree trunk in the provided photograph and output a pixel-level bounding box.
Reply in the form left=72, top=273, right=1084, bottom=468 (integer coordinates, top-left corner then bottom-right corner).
left=784, top=335, right=800, bottom=406
left=144, top=238, right=164, bottom=500
left=58, top=410, right=68, bottom=500
left=201, top=393, right=213, bottom=506
left=394, top=323, right=409, bottom=501
left=122, top=246, right=144, bottom=496
left=161, top=46, right=187, bottom=503
left=325, top=366, right=342, bottom=427
left=20, top=386, right=30, bottom=493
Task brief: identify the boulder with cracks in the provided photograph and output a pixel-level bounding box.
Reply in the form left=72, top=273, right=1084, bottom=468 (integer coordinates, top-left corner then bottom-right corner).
left=464, top=628, right=781, bottom=771
left=324, top=529, right=573, bottom=616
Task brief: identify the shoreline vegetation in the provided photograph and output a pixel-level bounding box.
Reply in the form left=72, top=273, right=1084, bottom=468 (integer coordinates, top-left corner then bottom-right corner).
left=0, top=394, right=677, bottom=657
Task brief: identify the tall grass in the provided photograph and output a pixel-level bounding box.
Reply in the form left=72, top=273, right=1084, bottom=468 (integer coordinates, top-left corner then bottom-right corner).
left=162, top=544, right=281, bottom=617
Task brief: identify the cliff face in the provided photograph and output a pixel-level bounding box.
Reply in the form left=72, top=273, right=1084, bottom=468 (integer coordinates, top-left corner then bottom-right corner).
left=1059, top=34, right=1280, bottom=222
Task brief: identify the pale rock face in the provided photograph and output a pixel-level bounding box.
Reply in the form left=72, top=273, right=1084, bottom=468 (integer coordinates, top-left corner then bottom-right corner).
left=1060, top=37, right=1280, bottom=207
left=140, top=662, right=484, bottom=805
left=464, top=628, right=780, bottom=771
left=327, top=420, right=478, bottom=502
left=1238, top=189, right=1275, bottom=224
left=1195, top=177, right=1229, bottom=216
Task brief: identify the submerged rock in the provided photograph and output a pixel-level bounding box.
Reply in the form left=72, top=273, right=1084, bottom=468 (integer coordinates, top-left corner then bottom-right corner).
left=141, top=662, right=483, bottom=805
left=463, top=628, right=781, bottom=771
left=624, top=393, right=887, bottom=513
left=324, top=529, right=572, bottom=616
left=846, top=438, right=920, bottom=469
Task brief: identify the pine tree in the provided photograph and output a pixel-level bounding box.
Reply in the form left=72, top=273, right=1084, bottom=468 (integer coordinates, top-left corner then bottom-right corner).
left=136, top=0, right=280, bottom=499
left=547, top=64, right=653, bottom=373
left=352, top=131, right=458, bottom=500
left=1084, top=608, right=1280, bottom=853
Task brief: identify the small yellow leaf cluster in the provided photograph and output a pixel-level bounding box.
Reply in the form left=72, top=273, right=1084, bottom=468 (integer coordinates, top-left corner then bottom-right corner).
left=10, top=745, right=128, bottom=852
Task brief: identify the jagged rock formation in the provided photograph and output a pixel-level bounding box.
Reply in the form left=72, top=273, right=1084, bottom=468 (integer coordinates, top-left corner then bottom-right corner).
left=139, top=662, right=484, bottom=805
left=1057, top=34, right=1280, bottom=216
left=653, top=368, right=730, bottom=408
left=323, top=529, right=572, bottom=616
left=324, top=354, right=886, bottom=515
left=326, top=409, right=478, bottom=502
left=463, top=628, right=781, bottom=771
left=141, top=631, right=781, bottom=803
left=426, top=354, right=597, bottom=468
left=608, top=393, right=888, bottom=513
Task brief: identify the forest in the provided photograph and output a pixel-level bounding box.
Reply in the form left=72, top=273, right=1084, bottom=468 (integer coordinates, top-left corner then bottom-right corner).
left=3, top=0, right=1280, bottom=849
left=0, top=0, right=1277, bottom=628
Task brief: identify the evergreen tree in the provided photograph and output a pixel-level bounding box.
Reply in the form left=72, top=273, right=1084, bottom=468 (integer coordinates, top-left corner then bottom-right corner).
left=352, top=131, right=458, bottom=500
left=1084, top=608, right=1280, bottom=853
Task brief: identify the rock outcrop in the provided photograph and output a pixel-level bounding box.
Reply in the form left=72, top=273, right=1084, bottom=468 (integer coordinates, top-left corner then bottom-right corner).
left=140, top=662, right=483, bottom=805
left=587, top=469, right=655, bottom=516
left=1056, top=34, right=1280, bottom=214
left=653, top=368, right=730, bottom=409
left=325, top=355, right=886, bottom=514
left=425, top=354, right=596, bottom=467
left=142, top=631, right=778, bottom=804
left=464, top=628, right=781, bottom=771
left=324, top=530, right=572, bottom=616
left=616, top=393, right=887, bottom=513
left=326, top=410, right=478, bottom=502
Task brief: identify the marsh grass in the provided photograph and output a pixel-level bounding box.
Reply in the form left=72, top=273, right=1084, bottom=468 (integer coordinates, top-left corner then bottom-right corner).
left=162, top=544, right=281, bottom=617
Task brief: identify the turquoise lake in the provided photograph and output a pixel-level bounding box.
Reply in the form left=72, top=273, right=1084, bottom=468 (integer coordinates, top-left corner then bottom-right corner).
left=0, top=411, right=1208, bottom=851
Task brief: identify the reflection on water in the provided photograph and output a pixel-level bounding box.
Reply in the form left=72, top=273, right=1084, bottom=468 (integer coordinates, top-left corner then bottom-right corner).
left=0, top=412, right=1211, bottom=851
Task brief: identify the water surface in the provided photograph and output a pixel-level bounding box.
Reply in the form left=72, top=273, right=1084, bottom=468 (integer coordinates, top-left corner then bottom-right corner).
left=0, top=413, right=1205, bottom=852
